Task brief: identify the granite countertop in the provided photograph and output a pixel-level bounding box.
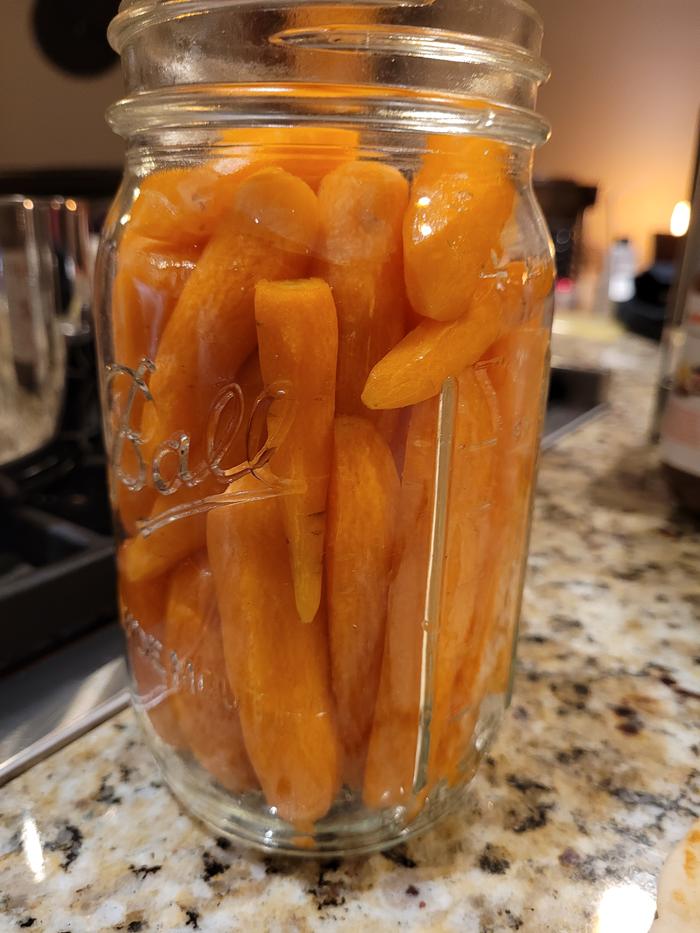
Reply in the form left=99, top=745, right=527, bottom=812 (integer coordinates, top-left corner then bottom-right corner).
left=1, top=329, right=699, bottom=933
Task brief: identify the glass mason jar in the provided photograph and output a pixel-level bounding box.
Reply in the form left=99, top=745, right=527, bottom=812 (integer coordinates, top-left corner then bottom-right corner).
left=97, top=0, right=554, bottom=855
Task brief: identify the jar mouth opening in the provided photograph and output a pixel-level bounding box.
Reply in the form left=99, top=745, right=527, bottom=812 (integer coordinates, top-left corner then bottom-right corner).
left=107, top=84, right=551, bottom=148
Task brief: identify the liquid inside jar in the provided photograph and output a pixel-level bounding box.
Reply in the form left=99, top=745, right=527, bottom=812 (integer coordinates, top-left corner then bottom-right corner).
left=105, top=126, right=553, bottom=853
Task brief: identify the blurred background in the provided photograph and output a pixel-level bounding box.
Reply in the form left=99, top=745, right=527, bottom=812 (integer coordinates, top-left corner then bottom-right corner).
left=534, top=0, right=698, bottom=269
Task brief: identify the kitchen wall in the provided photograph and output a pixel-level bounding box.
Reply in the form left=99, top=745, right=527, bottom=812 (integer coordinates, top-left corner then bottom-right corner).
left=0, top=2, right=123, bottom=170
left=531, top=0, right=700, bottom=266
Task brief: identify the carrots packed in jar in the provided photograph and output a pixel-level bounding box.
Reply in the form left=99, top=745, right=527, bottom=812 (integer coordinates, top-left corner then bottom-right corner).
left=100, top=0, right=553, bottom=856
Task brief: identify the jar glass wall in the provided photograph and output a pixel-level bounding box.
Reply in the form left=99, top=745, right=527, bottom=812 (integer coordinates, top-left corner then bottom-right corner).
left=95, top=0, right=554, bottom=855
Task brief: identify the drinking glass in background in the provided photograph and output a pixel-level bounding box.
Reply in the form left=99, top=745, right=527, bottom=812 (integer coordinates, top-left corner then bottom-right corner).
left=0, top=195, right=92, bottom=468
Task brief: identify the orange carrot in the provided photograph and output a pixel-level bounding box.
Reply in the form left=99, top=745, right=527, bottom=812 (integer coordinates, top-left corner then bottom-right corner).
left=121, top=353, right=263, bottom=583
left=426, top=367, right=499, bottom=786
left=166, top=553, right=257, bottom=793
left=438, top=282, right=551, bottom=784
left=362, top=261, right=536, bottom=410
left=140, top=167, right=319, bottom=472
left=314, top=161, right=409, bottom=424
left=403, top=136, right=515, bottom=322
left=120, top=485, right=212, bottom=586
left=287, top=7, right=379, bottom=91
left=362, top=276, right=499, bottom=410
left=111, top=235, right=200, bottom=533
left=254, top=278, right=338, bottom=624
left=112, top=235, right=200, bottom=371
left=119, top=564, right=181, bottom=748
left=218, top=126, right=359, bottom=191
left=481, top=324, right=550, bottom=695
left=326, top=416, right=400, bottom=786
left=363, top=397, right=438, bottom=808
left=127, top=163, right=252, bottom=247
left=207, top=475, right=340, bottom=827
left=363, top=365, right=499, bottom=804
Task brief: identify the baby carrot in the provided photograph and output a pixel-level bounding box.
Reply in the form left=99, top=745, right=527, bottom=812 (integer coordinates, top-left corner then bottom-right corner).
left=403, top=136, right=514, bottom=322
left=426, top=367, right=499, bottom=786
left=127, top=163, right=251, bottom=247
left=438, top=282, right=551, bottom=784
left=326, top=416, right=400, bottom=786
left=481, top=324, right=550, bottom=697
left=363, top=397, right=438, bottom=808
left=112, top=234, right=200, bottom=371
left=111, top=235, right=200, bottom=533
left=119, top=564, right=181, bottom=748
left=362, top=276, right=501, bottom=410
left=254, top=278, right=338, bottom=624
left=120, top=353, right=263, bottom=583
left=314, top=161, right=409, bottom=421
left=218, top=126, right=359, bottom=191
left=207, top=475, right=340, bottom=828
left=140, top=167, right=319, bottom=472
left=166, top=553, right=257, bottom=793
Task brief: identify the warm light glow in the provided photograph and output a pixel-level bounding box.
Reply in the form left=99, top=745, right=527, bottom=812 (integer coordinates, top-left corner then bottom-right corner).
left=21, top=813, right=45, bottom=883
left=670, top=200, right=691, bottom=237
left=596, top=883, right=656, bottom=933
left=22, top=198, right=34, bottom=211
left=65, top=198, right=77, bottom=212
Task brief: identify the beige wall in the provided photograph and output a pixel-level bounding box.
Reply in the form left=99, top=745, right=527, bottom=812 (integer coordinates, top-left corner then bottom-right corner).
left=0, top=1, right=123, bottom=170
left=531, top=0, right=700, bottom=266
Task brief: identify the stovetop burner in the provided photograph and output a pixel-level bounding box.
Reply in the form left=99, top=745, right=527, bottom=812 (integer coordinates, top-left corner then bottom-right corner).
left=0, top=491, right=117, bottom=676
left=0, top=336, right=117, bottom=674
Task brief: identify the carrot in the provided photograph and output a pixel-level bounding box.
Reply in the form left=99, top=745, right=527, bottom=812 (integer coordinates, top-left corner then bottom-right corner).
left=111, top=235, right=200, bottom=534
left=140, top=167, right=319, bottom=473
left=362, top=261, right=534, bottom=410
left=314, top=161, right=409, bottom=425
left=438, top=280, right=552, bottom=785
left=363, top=364, right=500, bottom=805
left=362, top=276, right=499, bottom=410
left=426, top=367, right=499, bottom=787
left=112, top=235, right=200, bottom=371
left=218, top=126, right=359, bottom=191
left=127, top=163, right=252, bottom=247
left=254, top=278, right=338, bottom=624
left=119, top=564, right=181, bottom=748
left=207, top=474, right=340, bottom=828
left=287, top=7, right=379, bottom=91
left=326, top=416, right=399, bottom=786
left=403, top=136, right=515, bottom=322
left=363, top=396, right=438, bottom=808
left=121, top=353, right=263, bottom=583
left=166, top=553, right=258, bottom=793
left=480, top=325, right=550, bottom=697
left=120, top=486, right=212, bottom=586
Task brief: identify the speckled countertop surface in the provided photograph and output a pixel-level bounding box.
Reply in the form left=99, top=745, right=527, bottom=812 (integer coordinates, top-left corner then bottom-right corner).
left=1, top=329, right=699, bottom=933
